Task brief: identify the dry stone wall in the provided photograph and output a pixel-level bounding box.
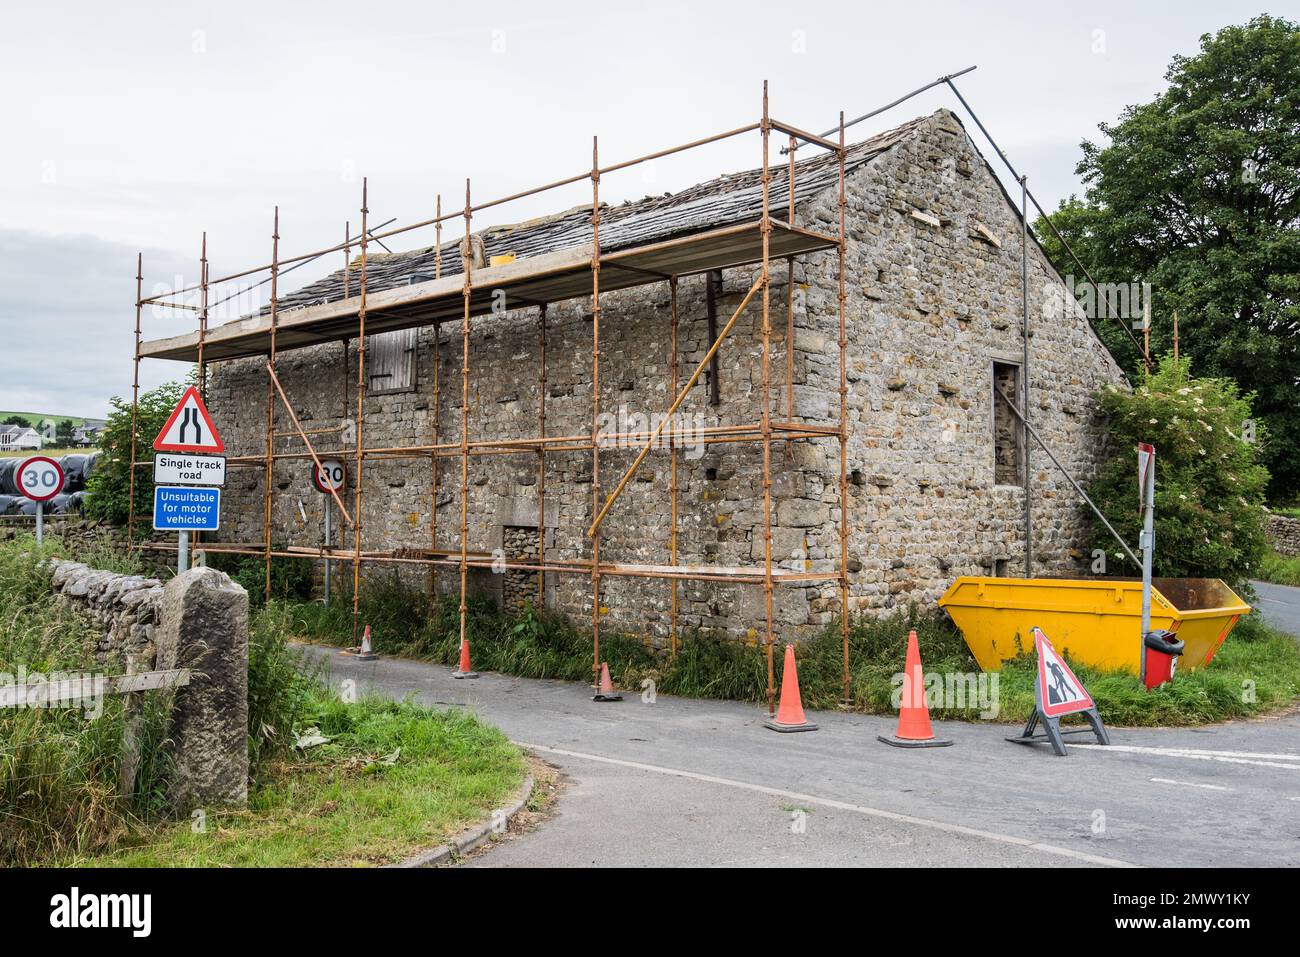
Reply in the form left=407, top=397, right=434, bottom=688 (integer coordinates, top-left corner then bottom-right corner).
left=205, top=109, right=1126, bottom=645
left=46, top=559, right=164, bottom=671
left=1267, top=515, right=1300, bottom=557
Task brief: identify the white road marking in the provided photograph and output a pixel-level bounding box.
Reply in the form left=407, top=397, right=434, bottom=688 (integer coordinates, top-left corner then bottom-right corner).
left=1073, top=743, right=1300, bottom=770
left=1150, top=777, right=1230, bottom=791
left=519, top=741, right=1139, bottom=868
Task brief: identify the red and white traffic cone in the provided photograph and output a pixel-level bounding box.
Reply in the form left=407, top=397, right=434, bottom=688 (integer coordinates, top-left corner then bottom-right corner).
left=452, top=637, right=478, bottom=679
left=347, top=625, right=377, bottom=661
left=764, top=643, right=817, bottom=732
left=592, top=662, right=622, bottom=702
left=877, top=630, right=952, bottom=748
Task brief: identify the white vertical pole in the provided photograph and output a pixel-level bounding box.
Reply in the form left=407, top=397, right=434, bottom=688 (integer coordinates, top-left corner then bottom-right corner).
left=178, top=530, right=190, bottom=574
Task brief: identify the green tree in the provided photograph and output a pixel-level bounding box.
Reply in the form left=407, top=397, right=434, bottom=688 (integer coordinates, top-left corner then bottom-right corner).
left=2, top=416, right=31, bottom=429
left=86, top=381, right=187, bottom=528
left=1037, top=15, right=1300, bottom=499
left=1085, top=356, right=1269, bottom=589
left=54, top=420, right=76, bottom=446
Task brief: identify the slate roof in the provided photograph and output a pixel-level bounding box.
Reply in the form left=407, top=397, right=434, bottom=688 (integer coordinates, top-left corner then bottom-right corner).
left=260, top=114, right=930, bottom=317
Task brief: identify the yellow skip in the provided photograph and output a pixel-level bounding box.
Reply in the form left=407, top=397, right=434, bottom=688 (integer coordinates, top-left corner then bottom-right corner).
left=938, top=577, right=1250, bottom=674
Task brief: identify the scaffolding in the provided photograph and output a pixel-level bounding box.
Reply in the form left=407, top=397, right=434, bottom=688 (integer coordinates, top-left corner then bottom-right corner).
left=130, top=83, right=854, bottom=714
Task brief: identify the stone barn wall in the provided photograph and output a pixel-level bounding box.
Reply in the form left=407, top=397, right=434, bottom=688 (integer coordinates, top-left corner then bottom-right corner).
left=205, top=109, right=1126, bottom=645
left=795, top=110, right=1127, bottom=619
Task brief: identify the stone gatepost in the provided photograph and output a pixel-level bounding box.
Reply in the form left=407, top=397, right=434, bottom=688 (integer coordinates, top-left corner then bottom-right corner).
left=155, top=567, right=249, bottom=809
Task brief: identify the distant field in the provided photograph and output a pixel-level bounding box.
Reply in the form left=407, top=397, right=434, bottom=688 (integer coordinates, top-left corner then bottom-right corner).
left=0, top=412, right=99, bottom=428
left=0, top=447, right=84, bottom=459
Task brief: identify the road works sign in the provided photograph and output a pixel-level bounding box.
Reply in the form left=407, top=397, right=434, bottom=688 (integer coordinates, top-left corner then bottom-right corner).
left=153, top=453, right=226, bottom=487
left=1007, top=627, right=1110, bottom=757
left=152, top=486, right=221, bottom=532
left=154, top=386, right=225, bottom=454
left=1033, top=628, right=1094, bottom=718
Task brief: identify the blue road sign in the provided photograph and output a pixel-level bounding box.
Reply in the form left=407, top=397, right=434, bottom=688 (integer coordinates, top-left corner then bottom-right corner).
left=153, top=485, right=221, bottom=531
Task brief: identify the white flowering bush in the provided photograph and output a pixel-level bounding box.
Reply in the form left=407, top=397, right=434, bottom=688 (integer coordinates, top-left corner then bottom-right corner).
left=1086, top=356, right=1269, bottom=587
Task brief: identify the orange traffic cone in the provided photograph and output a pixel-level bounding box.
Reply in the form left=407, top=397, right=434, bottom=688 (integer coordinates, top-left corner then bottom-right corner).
left=592, top=662, right=622, bottom=702
left=878, top=630, right=952, bottom=748
left=764, top=643, right=818, bottom=733
left=345, top=624, right=378, bottom=661
left=452, top=637, right=478, bottom=679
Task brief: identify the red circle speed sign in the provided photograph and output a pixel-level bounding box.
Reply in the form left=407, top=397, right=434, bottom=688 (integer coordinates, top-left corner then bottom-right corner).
left=17, top=456, right=65, bottom=502
left=312, top=460, right=346, bottom=494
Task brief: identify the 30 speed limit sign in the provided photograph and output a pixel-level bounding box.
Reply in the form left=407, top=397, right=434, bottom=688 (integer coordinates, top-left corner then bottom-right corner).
left=17, top=456, right=65, bottom=502
left=312, top=460, right=346, bottom=494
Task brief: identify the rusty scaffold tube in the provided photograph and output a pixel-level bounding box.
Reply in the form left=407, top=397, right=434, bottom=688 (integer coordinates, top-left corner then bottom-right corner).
left=263, top=207, right=280, bottom=603
left=760, top=81, right=776, bottom=717
left=668, top=276, right=679, bottom=657
left=837, top=112, right=852, bottom=704
left=127, top=253, right=143, bottom=549
left=430, top=194, right=443, bottom=596
left=352, top=181, right=369, bottom=643
left=537, top=302, right=547, bottom=608
left=590, top=136, right=602, bottom=690
left=458, top=180, right=472, bottom=652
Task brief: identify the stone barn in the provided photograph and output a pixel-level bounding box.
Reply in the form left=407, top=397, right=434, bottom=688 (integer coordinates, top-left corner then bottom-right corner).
left=139, top=107, right=1126, bottom=650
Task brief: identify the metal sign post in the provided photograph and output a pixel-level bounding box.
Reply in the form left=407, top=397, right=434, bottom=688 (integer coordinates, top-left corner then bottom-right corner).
left=312, top=460, right=345, bottom=604
left=323, top=496, right=332, bottom=603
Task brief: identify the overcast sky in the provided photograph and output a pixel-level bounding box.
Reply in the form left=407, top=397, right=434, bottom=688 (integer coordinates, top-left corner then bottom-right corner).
left=0, top=0, right=1273, bottom=417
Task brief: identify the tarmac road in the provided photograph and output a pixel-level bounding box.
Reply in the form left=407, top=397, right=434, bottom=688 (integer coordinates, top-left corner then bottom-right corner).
left=299, top=641, right=1300, bottom=868
left=1252, top=580, right=1300, bottom=639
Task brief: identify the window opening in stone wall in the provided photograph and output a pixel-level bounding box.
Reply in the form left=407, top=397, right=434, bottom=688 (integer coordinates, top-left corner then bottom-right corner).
left=367, top=328, right=418, bottom=395
left=992, top=361, right=1022, bottom=486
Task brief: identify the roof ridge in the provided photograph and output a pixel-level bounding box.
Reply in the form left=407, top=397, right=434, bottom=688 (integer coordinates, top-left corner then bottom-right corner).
left=253, top=112, right=934, bottom=318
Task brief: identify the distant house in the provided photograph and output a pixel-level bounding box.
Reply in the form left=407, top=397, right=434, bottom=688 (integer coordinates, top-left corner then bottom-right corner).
left=0, top=426, right=42, bottom=450
left=72, top=423, right=104, bottom=447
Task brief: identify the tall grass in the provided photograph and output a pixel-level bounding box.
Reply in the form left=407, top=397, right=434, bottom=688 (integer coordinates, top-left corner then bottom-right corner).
left=1257, top=548, right=1300, bottom=587
left=0, top=535, right=321, bottom=865
left=292, top=574, right=654, bottom=680
left=283, top=574, right=1300, bottom=727
left=0, top=535, right=173, bottom=865
left=247, top=603, right=320, bottom=780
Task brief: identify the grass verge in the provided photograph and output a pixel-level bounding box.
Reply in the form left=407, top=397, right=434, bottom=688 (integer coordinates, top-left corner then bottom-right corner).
left=0, top=536, right=524, bottom=867
left=287, top=575, right=1300, bottom=728
left=77, top=691, right=524, bottom=867
left=0, top=535, right=175, bottom=865
left=1257, top=548, right=1300, bottom=587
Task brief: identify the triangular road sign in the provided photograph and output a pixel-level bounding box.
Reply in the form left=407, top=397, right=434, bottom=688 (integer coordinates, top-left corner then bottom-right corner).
left=1007, top=626, right=1110, bottom=756
left=1033, top=627, right=1094, bottom=718
left=154, top=386, right=225, bottom=453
